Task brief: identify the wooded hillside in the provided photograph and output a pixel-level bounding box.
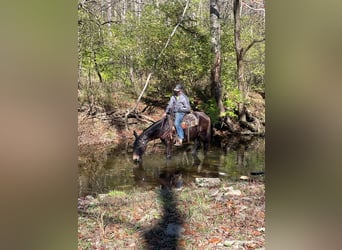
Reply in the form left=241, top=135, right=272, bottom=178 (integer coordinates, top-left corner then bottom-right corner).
left=78, top=0, right=265, bottom=137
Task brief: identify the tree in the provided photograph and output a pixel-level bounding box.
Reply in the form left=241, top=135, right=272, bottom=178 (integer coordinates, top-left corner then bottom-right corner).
left=233, top=0, right=265, bottom=130
left=210, top=0, right=225, bottom=116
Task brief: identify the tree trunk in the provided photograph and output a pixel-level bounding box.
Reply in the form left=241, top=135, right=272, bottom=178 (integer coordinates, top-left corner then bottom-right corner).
left=93, top=51, right=103, bottom=83
left=210, top=0, right=225, bottom=116
left=122, top=0, right=127, bottom=23
left=233, top=0, right=247, bottom=121
left=106, top=0, right=112, bottom=26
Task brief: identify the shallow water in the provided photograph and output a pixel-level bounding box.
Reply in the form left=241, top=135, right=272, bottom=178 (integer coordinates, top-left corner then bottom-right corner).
left=78, top=136, right=265, bottom=197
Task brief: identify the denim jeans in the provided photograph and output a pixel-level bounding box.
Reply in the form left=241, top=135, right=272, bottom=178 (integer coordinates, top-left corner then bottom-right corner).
left=175, top=112, right=185, bottom=140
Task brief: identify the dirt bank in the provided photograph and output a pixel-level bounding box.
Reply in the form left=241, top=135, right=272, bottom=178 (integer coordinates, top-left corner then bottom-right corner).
left=78, top=91, right=265, bottom=148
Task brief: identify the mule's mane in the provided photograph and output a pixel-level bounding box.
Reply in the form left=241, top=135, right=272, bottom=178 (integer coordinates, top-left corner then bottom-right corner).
left=139, top=119, right=164, bottom=140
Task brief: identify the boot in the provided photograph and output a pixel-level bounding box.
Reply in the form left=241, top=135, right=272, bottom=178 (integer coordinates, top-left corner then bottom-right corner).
left=174, top=138, right=182, bottom=146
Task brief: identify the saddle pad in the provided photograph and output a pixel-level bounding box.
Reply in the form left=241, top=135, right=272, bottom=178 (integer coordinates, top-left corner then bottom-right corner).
left=181, top=113, right=198, bottom=129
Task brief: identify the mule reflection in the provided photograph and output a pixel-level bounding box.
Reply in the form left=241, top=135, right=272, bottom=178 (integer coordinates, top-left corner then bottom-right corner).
left=132, top=152, right=218, bottom=189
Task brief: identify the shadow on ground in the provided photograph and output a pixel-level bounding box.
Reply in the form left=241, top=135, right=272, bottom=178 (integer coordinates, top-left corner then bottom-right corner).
left=142, top=173, right=185, bottom=249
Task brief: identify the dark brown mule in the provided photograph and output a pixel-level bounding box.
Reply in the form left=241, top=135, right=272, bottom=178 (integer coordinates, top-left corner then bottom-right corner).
left=133, top=111, right=211, bottom=162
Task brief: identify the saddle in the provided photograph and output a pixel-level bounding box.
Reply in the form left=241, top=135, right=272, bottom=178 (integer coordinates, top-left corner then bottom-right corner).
left=160, top=112, right=199, bottom=141
left=181, top=113, right=199, bottom=129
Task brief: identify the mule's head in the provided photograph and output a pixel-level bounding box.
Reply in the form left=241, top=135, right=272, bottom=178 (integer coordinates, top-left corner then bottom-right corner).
left=132, top=131, right=148, bottom=162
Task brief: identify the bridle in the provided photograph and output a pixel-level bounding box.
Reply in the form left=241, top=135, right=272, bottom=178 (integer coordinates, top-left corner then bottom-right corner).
left=134, top=137, right=148, bottom=150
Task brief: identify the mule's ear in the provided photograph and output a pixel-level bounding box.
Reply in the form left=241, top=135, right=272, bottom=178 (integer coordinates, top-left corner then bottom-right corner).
left=133, top=130, right=138, bottom=138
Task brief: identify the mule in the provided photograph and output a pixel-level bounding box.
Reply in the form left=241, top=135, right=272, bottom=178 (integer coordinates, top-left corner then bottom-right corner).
left=132, top=111, right=211, bottom=162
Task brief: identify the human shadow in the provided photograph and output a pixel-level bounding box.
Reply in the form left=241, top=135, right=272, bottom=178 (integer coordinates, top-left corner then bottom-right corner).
left=142, top=172, right=185, bottom=250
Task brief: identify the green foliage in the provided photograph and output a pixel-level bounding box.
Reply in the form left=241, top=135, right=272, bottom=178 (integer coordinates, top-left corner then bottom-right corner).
left=245, top=41, right=265, bottom=89
left=239, top=16, right=265, bottom=88
left=78, top=0, right=264, bottom=116
left=197, top=98, right=220, bottom=124
left=221, top=24, right=237, bottom=88
left=143, top=2, right=213, bottom=92
left=108, top=190, right=126, bottom=197
left=223, top=86, right=242, bottom=119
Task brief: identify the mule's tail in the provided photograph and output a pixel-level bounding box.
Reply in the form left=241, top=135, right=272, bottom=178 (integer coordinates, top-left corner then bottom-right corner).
left=208, top=116, right=212, bottom=145
left=197, top=111, right=212, bottom=145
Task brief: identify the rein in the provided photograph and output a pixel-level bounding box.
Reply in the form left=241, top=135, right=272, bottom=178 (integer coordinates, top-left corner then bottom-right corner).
left=160, top=115, right=174, bottom=140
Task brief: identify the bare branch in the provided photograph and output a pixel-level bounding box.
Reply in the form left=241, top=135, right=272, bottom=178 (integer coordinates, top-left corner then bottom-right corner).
left=241, top=2, right=265, bottom=13
left=131, top=0, right=190, bottom=113
left=243, top=38, right=265, bottom=56
left=154, top=0, right=190, bottom=66
left=101, top=20, right=120, bottom=25
left=132, top=72, right=153, bottom=112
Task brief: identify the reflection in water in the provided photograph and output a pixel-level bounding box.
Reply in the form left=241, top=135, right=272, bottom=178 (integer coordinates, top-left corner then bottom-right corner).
left=78, top=146, right=109, bottom=197
left=78, top=137, right=265, bottom=197
left=78, top=145, right=134, bottom=196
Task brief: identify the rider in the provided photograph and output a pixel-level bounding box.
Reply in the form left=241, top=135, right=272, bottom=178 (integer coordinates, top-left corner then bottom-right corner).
left=162, top=84, right=191, bottom=146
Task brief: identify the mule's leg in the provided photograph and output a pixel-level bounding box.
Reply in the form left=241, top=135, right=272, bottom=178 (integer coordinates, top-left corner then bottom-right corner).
left=166, top=141, right=172, bottom=159
left=202, top=133, right=211, bottom=156
left=192, top=153, right=201, bottom=166
left=203, top=140, right=209, bottom=156
left=191, top=138, right=201, bottom=155
left=161, top=138, right=172, bottom=159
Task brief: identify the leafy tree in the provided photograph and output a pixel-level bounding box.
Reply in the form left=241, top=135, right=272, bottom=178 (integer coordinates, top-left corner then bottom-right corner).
left=78, top=0, right=265, bottom=132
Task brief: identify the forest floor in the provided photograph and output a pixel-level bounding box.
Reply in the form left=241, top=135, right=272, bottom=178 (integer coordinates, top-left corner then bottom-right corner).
left=78, top=91, right=265, bottom=249
left=78, top=181, right=265, bottom=250
left=78, top=91, right=166, bottom=148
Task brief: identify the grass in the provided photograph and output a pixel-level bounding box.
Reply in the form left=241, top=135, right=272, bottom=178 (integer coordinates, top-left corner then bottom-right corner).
left=108, top=189, right=126, bottom=197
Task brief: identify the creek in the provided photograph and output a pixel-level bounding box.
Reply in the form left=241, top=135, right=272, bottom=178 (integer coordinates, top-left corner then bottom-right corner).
left=78, top=136, right=265, bottom=197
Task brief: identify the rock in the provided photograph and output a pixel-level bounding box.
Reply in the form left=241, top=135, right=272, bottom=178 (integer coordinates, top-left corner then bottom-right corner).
left=218, top=172, right=229, bottom=176
left=82, top=195, right=99, bottom=206
left=97, top=194, right=107, bottom=201
left=85, top=195, right=95, bottom=200
left=226, top=189, right=242, bottom=196
left=223, top=240, right=255, bottom=248
left=195, top=178, right=221, bottom=187
left=240, top=175, right=250, bottom=180
left=223, top=240, right=235, bottom=246
left=224, top=186, right=242, bottom=196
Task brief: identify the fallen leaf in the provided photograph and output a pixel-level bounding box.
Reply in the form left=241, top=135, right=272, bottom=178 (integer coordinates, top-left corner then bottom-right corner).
left=179, top=239, right=186, bottom=247
left=252, top=230, right=262, bottom=236
left=208, top=237, right=221, bottom=244
left=133, top=212, right=141, bottom=220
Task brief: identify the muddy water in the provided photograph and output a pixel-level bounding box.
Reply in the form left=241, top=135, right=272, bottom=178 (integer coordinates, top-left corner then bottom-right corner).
left=78, top=136, right=265, bottom=197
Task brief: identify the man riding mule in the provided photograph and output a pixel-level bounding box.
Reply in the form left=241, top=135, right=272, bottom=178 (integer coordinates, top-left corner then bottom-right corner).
left=162, top=84, right=191, bottom=146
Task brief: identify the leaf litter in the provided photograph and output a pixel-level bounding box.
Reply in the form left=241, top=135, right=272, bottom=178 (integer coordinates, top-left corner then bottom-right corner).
left=78, top=179, right=265, bottom=249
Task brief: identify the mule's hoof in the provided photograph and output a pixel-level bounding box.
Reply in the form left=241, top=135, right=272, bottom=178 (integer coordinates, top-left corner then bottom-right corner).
left=166, top=155, right=172, bottom=159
